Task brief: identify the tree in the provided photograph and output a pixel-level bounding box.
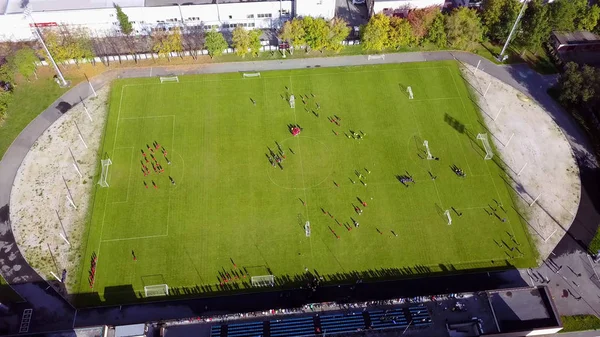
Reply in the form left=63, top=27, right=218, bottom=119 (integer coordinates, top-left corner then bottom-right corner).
left=204, top=30, right=228, bottom=58
left=325, top=17, right=350, bottom=52
left=518, top=0, right=550, bottom=53
left=249, top=29, right=262, bottom=57
left=406, top=6, right=440, bottom=44
left=361, top=14, right=391, bottom=52
left=182, top=24, right=205, bottom=60
left=279, top=18, right=306, bottom=54
left=114, top=4, right=133, bottom=35
left=577, top=4, right=600, bottom=31
left=481, top=0, right=521, bottom=42
left=425, top=12, right=447, bottom=48
left=388, top=17, right=415, bottom=49
left=7, top=47, right=38, bottom=80
left=303, top=16, right=329, bottom=52
left=41, top=27, right=95, bottom=66
left=549, top=0, right=585, bottom=32
left=152, top=28, right=183, bottom=60
left=445, top=7, right=484, bottom=51
left=558, top=62, right=599, bottom=106
left=232, top=26, right=251, bottom=57
left=0, top=64, right=14, bottom=85
left=0, top=91, right=12, bottom=121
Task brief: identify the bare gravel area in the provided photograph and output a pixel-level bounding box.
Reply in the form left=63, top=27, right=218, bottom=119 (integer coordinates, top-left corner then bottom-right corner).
left=461, top=64, right=580, bottom=259
left=10, top=87, right=109, bottom=293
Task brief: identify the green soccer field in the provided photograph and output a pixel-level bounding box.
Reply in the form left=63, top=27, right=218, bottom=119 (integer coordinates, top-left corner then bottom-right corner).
left=79, top=61, right=536, bottom=302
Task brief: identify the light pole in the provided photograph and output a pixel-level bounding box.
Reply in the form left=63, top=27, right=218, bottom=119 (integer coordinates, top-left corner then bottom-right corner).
left=24, top=6, right=69, bottom=87
left=498, top=0, right=528, bottom=62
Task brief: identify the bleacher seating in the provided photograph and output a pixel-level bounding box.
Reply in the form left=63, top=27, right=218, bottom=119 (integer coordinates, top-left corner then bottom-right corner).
left=225, top=320, right=264, bottom=337
left=319, top=312, right=366, bottom=334
left=408, top=305, right=432, bottom=327
left=369, top=308, right=409, bottom=330
left=210, top=325, right=222, bottom=337
left=269, top=316, right=315, bottom=337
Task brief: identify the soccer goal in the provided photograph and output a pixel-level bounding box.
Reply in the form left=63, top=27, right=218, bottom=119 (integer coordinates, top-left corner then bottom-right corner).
left=423, top=140, right=433, bottom=160
left=305, top=221, right=311, bottom=237
left=242, top=72, right=261, bottom=78
left=477, top=133, right=493, bottom=160
left=407, top=86, right=414, bottom=100
left=289, top=94, right=295, bottom=109
left=98, top=159, right=112, bottom=187
left=159, top=76, right=179, bottom=83
left=367, top=54, right=385, bottom=60
left=444, top=210, right=452, bottom=225
left=144, top=284, right=169, bottom=297
left=251, top=275, right=275, bottom=287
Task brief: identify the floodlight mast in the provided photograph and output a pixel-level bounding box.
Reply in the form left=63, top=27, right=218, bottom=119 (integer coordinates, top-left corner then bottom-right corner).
left=498, top=0, right=528, bottom=62
left=24, top=6, right=68, bottom=87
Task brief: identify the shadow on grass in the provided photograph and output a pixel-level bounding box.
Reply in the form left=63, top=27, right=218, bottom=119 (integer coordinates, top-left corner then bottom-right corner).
left=71, top=260, right=524, bottom=308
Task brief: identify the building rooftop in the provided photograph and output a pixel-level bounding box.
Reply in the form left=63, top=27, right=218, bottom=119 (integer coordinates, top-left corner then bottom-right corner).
left=488, top=287, right=561, bottom=333
left=3, top=0, right=144, bottom=14
left=553, top=31, right=600, bottom=46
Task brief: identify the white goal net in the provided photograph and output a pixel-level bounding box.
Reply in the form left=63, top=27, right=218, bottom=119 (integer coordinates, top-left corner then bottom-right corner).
left=159, top=76, right=179, bottom=83
left=407, top=86, right=414, bottom=100
left=423, top=140, right=433, bottom=160
left=367, top=54, right=385, bottom=60
left=98, top=159, right=112, bottom=187
left=144, top=284, right=169, bottom=297
left=477, top=133, right=493, bottom=160
left=242, top=72, right=261, bottom=78
left=305, top=221, right=311, bottom=237
left=289, top=95, right=295, bottom=109
left=251, top=275, right=275, bottom=287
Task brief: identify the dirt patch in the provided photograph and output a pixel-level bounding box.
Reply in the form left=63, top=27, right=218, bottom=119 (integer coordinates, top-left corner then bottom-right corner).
left=10, top=87, right=110, bottom=294
left=461, top=65, right=580, bottom=259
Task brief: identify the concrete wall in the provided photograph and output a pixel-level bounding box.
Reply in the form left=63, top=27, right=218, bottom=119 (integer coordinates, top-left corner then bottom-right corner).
left=0, top=1, right=293, bottom=42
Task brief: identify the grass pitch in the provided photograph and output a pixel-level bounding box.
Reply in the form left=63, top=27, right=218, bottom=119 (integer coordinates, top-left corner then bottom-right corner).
left=80, top=61, right=536, bottom=302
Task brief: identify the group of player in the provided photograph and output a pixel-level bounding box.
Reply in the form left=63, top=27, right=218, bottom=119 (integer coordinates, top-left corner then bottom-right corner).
left=140, top=141, right=175, bottom=188
left=88, top=252, right=98, bottom=288
left=218, top=259, right=250, bottom=286
left=267, top=141, right=287, bottom=170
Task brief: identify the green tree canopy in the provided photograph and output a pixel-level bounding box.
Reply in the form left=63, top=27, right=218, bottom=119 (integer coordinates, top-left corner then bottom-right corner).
left=549, top=0, right=585, bottom=31
left=232, top=26, right=251, bottom=57
left=481, top=0, right=521, bottom=42
left=326, top=17, right=350, bottom=52
left=577, top=4, right=600, bottom=31
left=7, top=47, right=39, bottom=81
left=303, top=16, right=329, bottom=51
left=445, top=7, right=484, bottom=51
left=388, top=17, right=415, bottom=49
left=425, top=12, right=447, bottom=48
left=152, top=27, right=183, bottom=60
left=558, top=62, right=600, bottom=106
left=407, top=6, right=441, bottom=44
left=204, top=30, right=228, bottom=57
left=518, top=0, right=550, bottom=52
left=361, top=13, right=391, bottom=52
left=249, top=29, right=262, bottom=57
left=114, top=4, right=133, bottom=35
left=279, top=18, right=306, bottom=54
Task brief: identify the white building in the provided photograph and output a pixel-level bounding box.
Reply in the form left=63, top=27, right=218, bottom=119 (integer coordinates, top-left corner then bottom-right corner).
left=0, top=0, right=335, bottom=42
left=366, top=0, right=447, bottom=17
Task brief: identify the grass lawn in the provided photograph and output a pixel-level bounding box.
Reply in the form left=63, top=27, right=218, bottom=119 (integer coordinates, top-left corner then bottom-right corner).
left=78, top=61, right=535, bottom=304
left=561, top=315, right=600, bottom=332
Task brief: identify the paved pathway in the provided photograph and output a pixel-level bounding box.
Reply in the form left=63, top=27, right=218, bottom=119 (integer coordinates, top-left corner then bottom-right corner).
left=0, top=51, right=598, bottom=334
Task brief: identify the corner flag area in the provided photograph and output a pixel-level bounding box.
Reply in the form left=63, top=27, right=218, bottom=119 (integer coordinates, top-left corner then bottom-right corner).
left=79, top=61, right=536, bottom=302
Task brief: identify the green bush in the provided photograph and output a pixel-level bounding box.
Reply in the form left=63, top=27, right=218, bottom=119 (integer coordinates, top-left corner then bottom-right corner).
left=561, top=315, right=600, bottom=332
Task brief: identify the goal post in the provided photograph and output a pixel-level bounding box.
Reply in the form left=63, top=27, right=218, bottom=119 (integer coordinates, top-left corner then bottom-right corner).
left=289, top=94, right=295, bottom=109
left=477, top=133, right=493, bottom=160
left=251, top=275, right=275, bottom=287
left=367, top=54, right=385, bottom=60
left=242, top=72, right=261, bottom=78
left=305, top=221, right=311, bottom=237
left=98, top=159, right=112, bottom=187
left=159, top=76, right=179, bottom=83
left=444, top=210, right=452, bottom=225
left=407, top=86, right=414, bottom=100
left=144, top=284, right=169, bottom=297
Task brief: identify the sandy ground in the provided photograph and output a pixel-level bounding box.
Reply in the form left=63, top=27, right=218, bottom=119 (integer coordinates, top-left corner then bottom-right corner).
left=461, top=64, right=580, bottom=260
left=10, top=87, right=110, bottom=293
